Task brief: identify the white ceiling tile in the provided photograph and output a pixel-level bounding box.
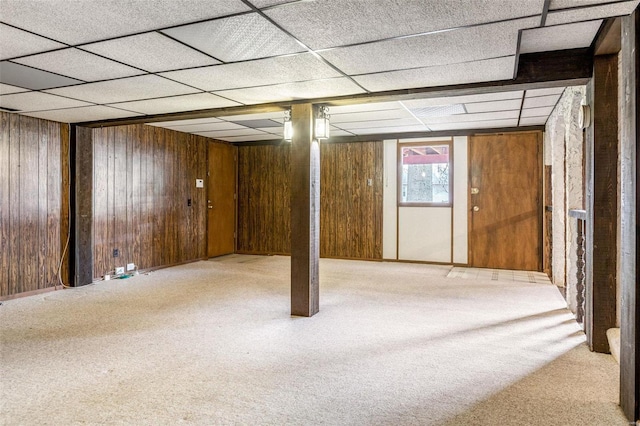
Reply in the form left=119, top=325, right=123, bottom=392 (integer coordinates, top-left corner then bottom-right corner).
left=218, top=134, right=283, bottom=142
left=428, top=118, right=518, bottom=131
left=354, top=56, right=516, bottom=92
left=337, top=117, right=423, bottom=130
left=327, top=129, right=355, bottom=137
left=519, top=116, right=548, bottom=126
left=163, top=122, right=247, bottom=132
left=13, top=48, right=144, bottom=81
left=108, top=93, right=239, bottom=115
left=0, top=91, right=92, bottom=112
left=520, top=20, right=602, bottom=54
left=320, top=18, right=536, bottom=75
left=265, top=0, right=545, bottom=49
left=195, top=128, right=267, bottom=138
left=526, top=87, right=566, bottom=97
left=161, top=53, right=341, bottom=91
left=550, top=0, right=622, bottom=9
left=331, top=109, right=413, bottom=124
left=522, top=94, right=560, bottom=109
left=251, top=0, right=294, bottom=8
left=422, top=110, right=520, bottom=125
left=45, top=75, right=200, bottom=104
left=147, top=117, right=221, bottom=127
left=0, top=23, right=66, bottom=60
left=349, top=125, right=429, bottom=135
left=21, top=105, right=141, bottom=123
left=464, top=99, right=523, bottom=113
left=213, top=78, right=365, bottom=105
left=222, top=111, right=285, bottom=121
left=0, top=83, right=29, bottom=95
left=521, top=106, right=555, bottom=117
left=545, top=1, right=639, bottom=26
left=328, top=102, right=402, bottom=114
left=0, top=61, right=82, bottom=90
left=162, top=13, right=305, bottom=62
left=403, top=91, right=524, bottom=109
left=1, top=0, right=250, bottom=44
left=82, top=32, right=220, bottom=73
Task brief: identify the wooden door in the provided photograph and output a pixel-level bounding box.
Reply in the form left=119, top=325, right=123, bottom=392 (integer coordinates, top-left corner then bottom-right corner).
left=207, top=142, right=236, bottom=258
left=468, top=132, right=542, bottom=271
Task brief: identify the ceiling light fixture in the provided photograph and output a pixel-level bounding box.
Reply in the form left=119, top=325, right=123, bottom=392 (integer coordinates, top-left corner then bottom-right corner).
left=314, top=106, right=330, bottom=140
left=283, top=108, right=293, bottom=142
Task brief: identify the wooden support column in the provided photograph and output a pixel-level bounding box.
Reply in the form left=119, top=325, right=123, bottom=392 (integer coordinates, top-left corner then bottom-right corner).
left=290, top=104, right=320, bottom=317
left=585, top=53, right=619, bottom=353
left=620, top=8, right=639, bottom=422
left=71, top=125, right=94, bottom=286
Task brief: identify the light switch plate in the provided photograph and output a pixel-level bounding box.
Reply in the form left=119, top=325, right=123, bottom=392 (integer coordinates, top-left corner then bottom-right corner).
left=196, top=179, right=204, bottom=188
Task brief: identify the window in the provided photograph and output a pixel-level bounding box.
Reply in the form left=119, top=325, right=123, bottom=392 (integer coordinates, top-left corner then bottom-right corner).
left=398, top=141, right=452, bottom=206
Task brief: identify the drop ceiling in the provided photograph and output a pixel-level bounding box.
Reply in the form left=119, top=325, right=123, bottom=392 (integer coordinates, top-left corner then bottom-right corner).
left=0, top=0, right=638, bottom=142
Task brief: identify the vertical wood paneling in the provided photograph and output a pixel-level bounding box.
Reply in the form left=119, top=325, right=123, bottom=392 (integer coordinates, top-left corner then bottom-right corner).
left=59, top=123, right=70, bottom=286
left=237, top=141, right=382, bottom=260
left=0, top=112, right=69, bottom=297
left=90, top=124, right=209, bottom=278
left=0, top=113, right=10, bottom=292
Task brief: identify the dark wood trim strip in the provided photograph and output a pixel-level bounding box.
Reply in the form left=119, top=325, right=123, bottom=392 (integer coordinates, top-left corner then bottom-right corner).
left=73, top=126, right=94, bottom=286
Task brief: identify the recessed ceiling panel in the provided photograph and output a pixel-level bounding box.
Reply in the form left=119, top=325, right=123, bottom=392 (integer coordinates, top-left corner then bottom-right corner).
left=337, top=117, right=423, bottom=130
left=108, top=93, right=239, bottom=115
left=331, top=108, right=412, bottom=124
left=45, top=75, right=200, bottom=104
left=522, top=94, right=561, bottom=109
left=232, top=119, right=282, bottom=128
left=521, top=106, right=555, bottom=117
left=328, top=102, right=402, bottom=114
left=1, top=0, right=251, bottom=44
left=223, top=111, right=285, bottom=121
left=0, top=91, right=92, bottom=112
left=161, top=53, right=341, bottom=91
left=354, top=56, right=516, bottom=92
left=0, top=61, right=83, bottom=90
left=320, top=18, right=536, bottom=75
left=161, top=13, right=305, bottom=62
left=0, top=83, right=29, bottom=95
left=464, top=99, right=523, bottom=113
left=526, top=87, right=566, bottom=97
left=520, top=20, right=602, bottom=53
left=545, top=1, right=639, bottom=26
left=162, top=122, right=246, bottom=132
left=519, top=116, right=548, bottom=126
left=265, top=0, right=545, bottom=49
left=403, top=91, right=524, bottom=109
left=147, top=117, right=221, bottom=127
left=82, top=32, right=220, bottom=73
left=14, top=48, right=144, bottom=81
left=422, top=110, right=520, bottom=125
left=21, top=105, right=142, bottom=123
left=428, top=118, right=518, bottom=131
left=195, top=128, right=268, bottom=138
left=349, top=125, right=428, bottom=135
left=0, top=23, right=66, bottom=60
left=409, top=104, right=466, bottom=118
left=218, top=134, right=282, bottom=142
left=213, top=77, right=365, bottom=105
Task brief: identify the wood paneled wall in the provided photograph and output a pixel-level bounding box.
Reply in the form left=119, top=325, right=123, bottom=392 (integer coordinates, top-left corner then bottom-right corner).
left=0, top=112, right=70, bottom=297
left=92, top=125, right=211, bottom=278
left=237, top=141, right=383, bottom=260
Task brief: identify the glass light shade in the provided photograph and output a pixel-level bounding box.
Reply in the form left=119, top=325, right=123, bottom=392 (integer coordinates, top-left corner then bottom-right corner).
left=314, top=116, right=330, bottom=140
left=284, top=117, right=293, bottom=142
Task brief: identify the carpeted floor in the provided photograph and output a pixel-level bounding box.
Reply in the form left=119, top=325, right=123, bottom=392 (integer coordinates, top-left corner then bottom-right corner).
left=0, top=255, right=626, bottom=425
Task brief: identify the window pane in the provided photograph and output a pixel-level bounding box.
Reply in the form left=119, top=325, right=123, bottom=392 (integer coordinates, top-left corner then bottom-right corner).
left=400, top=144, right=450, bottom=204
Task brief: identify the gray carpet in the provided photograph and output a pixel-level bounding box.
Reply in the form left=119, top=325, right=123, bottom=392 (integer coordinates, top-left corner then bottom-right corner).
left=0, top=255, right=625, bottom=425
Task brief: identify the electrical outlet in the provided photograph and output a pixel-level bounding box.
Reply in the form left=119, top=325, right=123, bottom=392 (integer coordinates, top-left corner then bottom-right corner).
left=115, top=266, right=125, bottom=275
left=113, top=248, right=119, bottom=258
left=127, top=263, right=135, bottom=271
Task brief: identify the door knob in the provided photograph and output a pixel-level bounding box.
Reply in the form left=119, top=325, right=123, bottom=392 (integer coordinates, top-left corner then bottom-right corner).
left=473, top=206, right=480, bottom=212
